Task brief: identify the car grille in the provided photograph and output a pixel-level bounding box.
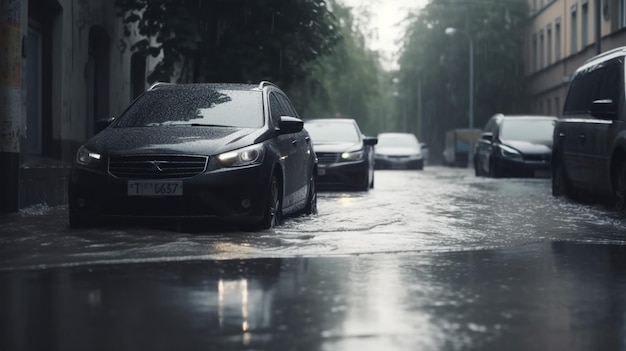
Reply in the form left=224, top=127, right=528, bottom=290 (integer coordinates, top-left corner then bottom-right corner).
left=108, top=155, right=208, bottom=179
left=525, top=154, right=551, bottom=163
left=316, top=152, right=339, bottom=164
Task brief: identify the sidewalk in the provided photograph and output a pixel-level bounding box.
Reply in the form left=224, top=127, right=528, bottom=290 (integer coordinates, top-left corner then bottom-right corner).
left=19, top=156, right=71, bottom=209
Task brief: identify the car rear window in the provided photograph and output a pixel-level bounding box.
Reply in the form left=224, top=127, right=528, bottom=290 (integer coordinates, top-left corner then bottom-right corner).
left=305, top=122, right=360, bottom=143
left=500, top=119, right=555, bottom=142
left=115, top=88, right=264, bottom=128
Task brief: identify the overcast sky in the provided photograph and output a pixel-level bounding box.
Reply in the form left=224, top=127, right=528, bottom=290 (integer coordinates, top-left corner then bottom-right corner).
left=338, top=0, right=428, bottom=70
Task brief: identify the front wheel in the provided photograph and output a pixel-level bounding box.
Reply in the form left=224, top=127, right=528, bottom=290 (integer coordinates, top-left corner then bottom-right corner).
left=614, top=162, right=626, bottom=211
left=552, top=157, right=572, bottom=197
left=258, top=174, right=282, bottom=229
left=303, top=173, right=317, bottom=215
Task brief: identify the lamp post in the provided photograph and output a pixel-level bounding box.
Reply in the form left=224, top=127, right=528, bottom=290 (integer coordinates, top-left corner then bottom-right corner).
left=445, top=27, right=474, bottom=168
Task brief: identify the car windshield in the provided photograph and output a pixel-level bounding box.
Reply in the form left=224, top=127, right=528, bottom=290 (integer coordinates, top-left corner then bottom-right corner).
left=115, top=87, right=263, bottom=128
left=305, top=121, right=360, bottom=143
left=499, top=119, right=555, bottom=142
left=377, top=134, right=419, bottom=148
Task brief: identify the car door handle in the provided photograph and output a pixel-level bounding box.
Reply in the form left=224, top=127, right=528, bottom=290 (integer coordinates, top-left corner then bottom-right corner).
left=578, top=134, right=586, bottom=142
left=558, top=132, right=565, bottom=138
left=291, top=139, right=298, bottom=146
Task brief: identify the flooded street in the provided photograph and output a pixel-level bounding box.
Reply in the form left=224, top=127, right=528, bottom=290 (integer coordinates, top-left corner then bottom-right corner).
left=1, top=166, right=625, bottom=269
left=3, top=167, right=626, bottom=350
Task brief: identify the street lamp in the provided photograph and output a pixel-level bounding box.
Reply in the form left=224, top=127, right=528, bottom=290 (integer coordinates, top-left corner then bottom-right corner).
left=445, top=27, right=474, bottom=167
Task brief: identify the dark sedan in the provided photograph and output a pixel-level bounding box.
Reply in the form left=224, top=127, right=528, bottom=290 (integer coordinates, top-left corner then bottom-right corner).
left=474, top=114, right=557, bottom=178
left=68, top=82, right=317, bottom=229
left=304, top=118, right=377, bottom=191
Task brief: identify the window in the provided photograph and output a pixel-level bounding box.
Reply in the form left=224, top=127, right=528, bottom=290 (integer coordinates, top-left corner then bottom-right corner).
left=620, top=0, right=626, bottom=29
left=555, top=96, right=561, bottom=116
left=582, top=1, right=589, bottom=47
left=538, top=30, right=545, bottom=69
left=547, top=24, right=552, bottom=66
left=571, top=4, right=578, bottom=54
left=533, top=34, right=538, bottom=72
left=555, top=18, right=562, bottom=61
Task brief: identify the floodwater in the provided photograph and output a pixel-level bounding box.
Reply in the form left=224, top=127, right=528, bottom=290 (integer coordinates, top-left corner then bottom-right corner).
left=1, top=166, right=625, bottom=270
left=2, top=166, right=626, bottom=350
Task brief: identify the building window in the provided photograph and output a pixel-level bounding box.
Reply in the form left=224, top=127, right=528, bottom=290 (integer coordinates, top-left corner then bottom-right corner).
left=547, top=24, right=552, bottom=66
left=582, top=0, right=589, bottom=47
left=571, top=4, right=578, bottom=54
left=555, top=96, right=561, bottom=116
left=555, top=18, right=562, bottom=61
left=538, top=30, right=545, bottom=69
left=620, top=0, right=626, bottom=29
left=533, top=33, right=538, bottom=72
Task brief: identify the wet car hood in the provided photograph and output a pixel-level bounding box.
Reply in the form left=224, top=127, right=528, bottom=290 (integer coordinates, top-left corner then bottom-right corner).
left=503, top=140, right=552, bottom=155
left=84, top=126, right=265, bottom=156
left=312, top=142, right=362, bottom=153
left=375, top=146, right=421, bottom=157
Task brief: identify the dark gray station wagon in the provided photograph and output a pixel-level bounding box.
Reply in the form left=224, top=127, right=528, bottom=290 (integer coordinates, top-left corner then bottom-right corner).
left=552, top=47, right=626, bottom=209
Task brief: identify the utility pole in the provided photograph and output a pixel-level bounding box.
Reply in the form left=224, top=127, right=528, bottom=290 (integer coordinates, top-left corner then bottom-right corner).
left=0, top=0, right=23, bottom=212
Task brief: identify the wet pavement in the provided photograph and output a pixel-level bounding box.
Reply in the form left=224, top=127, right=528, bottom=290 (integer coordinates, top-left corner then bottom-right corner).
left=1, top=166, right=626, bottom=350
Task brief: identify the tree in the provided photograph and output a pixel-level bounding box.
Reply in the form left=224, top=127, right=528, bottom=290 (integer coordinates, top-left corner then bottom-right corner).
left=287, top=0, right=386, bottom=135
left=115, top=0, right=341, bottom=87
left=397, top=0, right=529, bottom=164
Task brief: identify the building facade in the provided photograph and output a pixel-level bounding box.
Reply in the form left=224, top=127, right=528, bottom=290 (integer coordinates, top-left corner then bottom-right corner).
left=0, top=0, right=152, bottom=212
left=526, top=0, right=626, bottom=116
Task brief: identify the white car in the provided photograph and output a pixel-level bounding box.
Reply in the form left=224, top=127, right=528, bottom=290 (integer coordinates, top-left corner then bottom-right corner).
left=374, top=133, right=424, bottom=170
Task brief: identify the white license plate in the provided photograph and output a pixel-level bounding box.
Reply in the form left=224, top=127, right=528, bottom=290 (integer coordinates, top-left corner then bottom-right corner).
left=127, top=180, right=183, bottom=196
left=318, top=168, right=326, bottom=176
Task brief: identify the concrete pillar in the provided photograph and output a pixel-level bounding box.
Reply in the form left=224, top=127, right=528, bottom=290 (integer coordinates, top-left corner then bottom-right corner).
left=0, top=0, right=23, bottom=213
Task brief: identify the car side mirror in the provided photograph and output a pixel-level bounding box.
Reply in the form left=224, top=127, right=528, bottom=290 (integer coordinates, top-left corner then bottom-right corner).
left=363, top=136, right=378, bottom=146
left=590, top=99, right=616, bottom=120
left=480, top=132, right=494, bottom=142
left=278, top=116, right=304, bottom=134
left=420, top=142, right=428, bottom=149
left=94, top=117, right=115, bottom=134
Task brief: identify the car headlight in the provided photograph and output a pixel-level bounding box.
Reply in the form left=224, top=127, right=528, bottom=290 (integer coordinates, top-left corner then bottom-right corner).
left=217, top=144, right=265, bottom=167
left=76, top=146, right=102, bottom=167
left=499, top=145, right=523, bottom=161
left=341, top=150, right=364, bottom=161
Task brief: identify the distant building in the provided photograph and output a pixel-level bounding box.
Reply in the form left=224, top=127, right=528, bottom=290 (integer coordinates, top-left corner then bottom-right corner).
left=526, top=0, right=626, bottom=117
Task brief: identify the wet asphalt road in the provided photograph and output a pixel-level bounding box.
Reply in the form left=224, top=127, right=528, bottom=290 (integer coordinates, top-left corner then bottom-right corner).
left=1, top=166, right=626, bottom=350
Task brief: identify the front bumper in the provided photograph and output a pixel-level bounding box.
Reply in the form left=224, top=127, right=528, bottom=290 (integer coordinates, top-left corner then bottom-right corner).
left=493, top=156, right=551, bottom=178
left=68, top=164, right=271, bottom=222
left=374, top=156, right=423, bottom=170
left=317, top=160, right=369, bottom=189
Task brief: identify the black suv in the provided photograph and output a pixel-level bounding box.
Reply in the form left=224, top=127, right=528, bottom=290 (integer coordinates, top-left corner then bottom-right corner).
left=552, top=47, right=626, bottom=208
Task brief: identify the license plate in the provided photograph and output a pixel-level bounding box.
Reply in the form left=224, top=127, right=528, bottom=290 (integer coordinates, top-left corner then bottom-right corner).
left=318, top=168, right=326, bottom=176
left=127, top=180, right=183, bottom=196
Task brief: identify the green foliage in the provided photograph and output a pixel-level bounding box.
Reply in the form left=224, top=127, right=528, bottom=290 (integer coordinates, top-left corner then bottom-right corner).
left=397, top=0, right=529, bottom=163
left=115, top=0, right=341, bottom=85
left=286, top=1, right=386, bottom=136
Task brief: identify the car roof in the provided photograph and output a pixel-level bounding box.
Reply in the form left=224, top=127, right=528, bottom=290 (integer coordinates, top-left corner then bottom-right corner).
left=305, top=118, right=357, bottom=123
left=494, top=114, right=558, bottom=121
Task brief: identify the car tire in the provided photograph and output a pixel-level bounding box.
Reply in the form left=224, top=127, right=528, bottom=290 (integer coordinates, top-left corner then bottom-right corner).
left=613, top=162, right=626, bottom=211
left=69, top=209, right=91, bottom=228
left=416, top=160, right=424, bottom=170
left=303, top=172, right=317, bottom=215
left=489, top=157, right=500, bottom=178
left=552, top=156, right=572, bottom=197
left=259, top=174, right=282, bottom=229
left=369, top=171, right=375, bottom=189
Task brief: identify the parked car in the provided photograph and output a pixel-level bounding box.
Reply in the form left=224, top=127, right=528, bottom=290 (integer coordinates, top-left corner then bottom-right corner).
left=68, top=81, right=317, bottom=229
left=474, top=114, right=557, bottom=178
left=552, top=47, right=626, bottom=209
left=374, top=132, right=424, bottom=170
left=304, top=118, right=377, bottom=191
